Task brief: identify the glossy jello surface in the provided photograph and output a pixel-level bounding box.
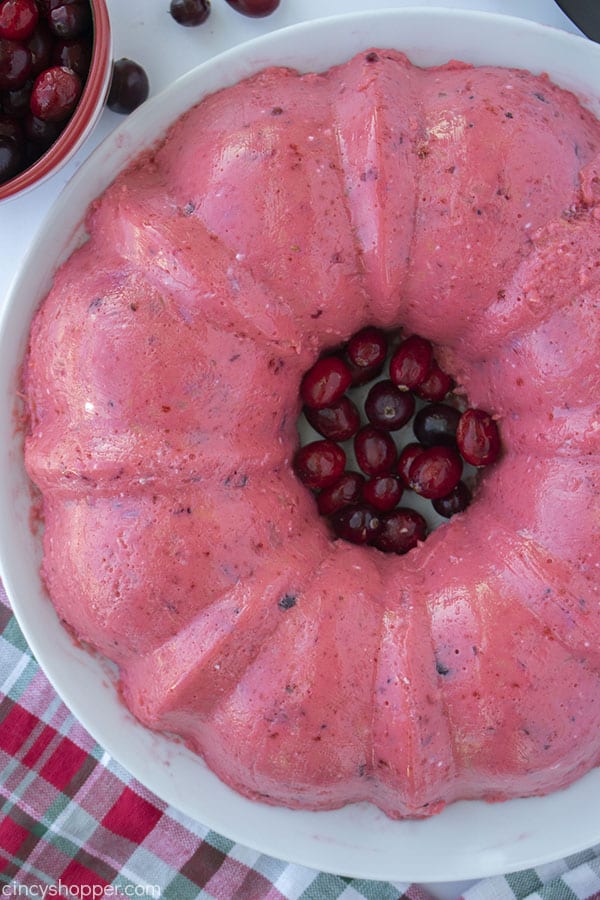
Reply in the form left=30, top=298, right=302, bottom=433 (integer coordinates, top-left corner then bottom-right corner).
left=23, top=49, right=600, bottom=819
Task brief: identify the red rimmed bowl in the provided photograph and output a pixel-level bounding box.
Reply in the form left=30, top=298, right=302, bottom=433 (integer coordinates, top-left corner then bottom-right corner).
left=0, top=0, right=112, bottom=202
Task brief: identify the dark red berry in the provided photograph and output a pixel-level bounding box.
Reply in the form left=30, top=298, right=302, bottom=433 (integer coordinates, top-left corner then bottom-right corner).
left=27, top=23, right=53, bottom=74
left=30, top=65, right=81, bottom=121
left=0, top=0, right=38, bottom=41
left=354, top=425, right=397, bottom=476
left=2, top=79, right=32, bottom=115
left=432, top=481, right=472, bottom=518
left=294, top=439, right=346, bottom=490
left=413, top=402, right=461, bottom=447
left=374, top=508, right=427, bottom=554
left=170, top=0, right=210, bottom=26
left=304, top=395, right=360, bottom=442
left=300, top=355, right=352, bottom=410
left=397, top=442, right=425, bottom=487
left=362, top=474, right=403, bottom=512
left=389, top=334, right=433, bottom=390
left=408, top=445, right=462, bottom=499
left=107, top=58, right=149, bottom=114
left=414, top=362, right=454, bottom=402
left=37, top=0, right=80, bottom=14
left=51, top=36, right=90, bottom=76
left=346, top=326, right=387, bottom=370
left=0, top=111, right=23, bottom=143
left=47, top=2, right=91, bottom=39
left=365, top=379, right=415, bottom=431
left=0, top=133, right=22, bottom=181
left=346, top=355, right=385, bottom=386
left=456, top=408, right=500, bottom=466
left=24, top=110, right=61, bottom=144
left=224, top=0, right=280, bottom=17
left=317, top=471, right=364, bottom=516
left=330, top=504, right=382, bottom=545
left=0, top=38, right=32, bottom=89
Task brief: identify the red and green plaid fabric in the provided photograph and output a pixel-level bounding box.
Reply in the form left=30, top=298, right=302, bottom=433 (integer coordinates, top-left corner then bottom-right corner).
left=1, top=581, right=600, bottom=900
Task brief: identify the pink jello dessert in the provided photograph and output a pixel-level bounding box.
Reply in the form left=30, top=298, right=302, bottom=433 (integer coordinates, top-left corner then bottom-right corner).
left=22, top=49, right=600, bottom=819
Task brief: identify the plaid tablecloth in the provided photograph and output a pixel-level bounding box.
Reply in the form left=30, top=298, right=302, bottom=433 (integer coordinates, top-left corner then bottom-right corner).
left=1, top=582, right=600, bottom=900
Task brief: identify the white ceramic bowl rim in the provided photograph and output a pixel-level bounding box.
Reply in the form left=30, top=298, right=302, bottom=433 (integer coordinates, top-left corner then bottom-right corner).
left=2, top=7, right=600, bottom=884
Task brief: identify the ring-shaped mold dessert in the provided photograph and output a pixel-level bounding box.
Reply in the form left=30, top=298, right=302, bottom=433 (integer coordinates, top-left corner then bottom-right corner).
left=22, top=49, right=600, bottom=819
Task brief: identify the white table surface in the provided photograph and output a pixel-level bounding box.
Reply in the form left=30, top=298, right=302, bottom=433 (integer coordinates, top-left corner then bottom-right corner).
left=0, top=1, right=588, bottom=897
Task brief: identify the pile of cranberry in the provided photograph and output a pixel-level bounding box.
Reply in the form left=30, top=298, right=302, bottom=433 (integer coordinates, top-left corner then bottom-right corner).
left=0, top=0, right=97, bottom=184
left=294, top=328, right=500, bottom=555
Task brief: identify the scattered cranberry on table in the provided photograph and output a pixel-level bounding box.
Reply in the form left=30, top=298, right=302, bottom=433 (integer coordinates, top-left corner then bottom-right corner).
left=294, top=326, right=502, bottom=553
left=224, top=0, right=280, bottom=17
left=169, top=0, right=210, bottom=27
left=106, top=58, right=149, bottom=114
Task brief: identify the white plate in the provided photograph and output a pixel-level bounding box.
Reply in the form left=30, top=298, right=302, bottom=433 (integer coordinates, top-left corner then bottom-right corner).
left=2, top=8, right=600, bottom=884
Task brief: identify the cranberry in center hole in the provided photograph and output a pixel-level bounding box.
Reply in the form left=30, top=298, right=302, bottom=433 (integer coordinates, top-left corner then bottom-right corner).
left=294, top=325, right=501, bottom=553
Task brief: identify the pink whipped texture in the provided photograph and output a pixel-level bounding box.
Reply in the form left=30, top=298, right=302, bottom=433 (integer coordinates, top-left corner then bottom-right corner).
left=23, top=49, right=600, bottom=819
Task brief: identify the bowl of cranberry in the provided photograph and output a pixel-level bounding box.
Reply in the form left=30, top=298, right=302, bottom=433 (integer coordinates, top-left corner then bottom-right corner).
left=0, top=0, right=112, bottom=200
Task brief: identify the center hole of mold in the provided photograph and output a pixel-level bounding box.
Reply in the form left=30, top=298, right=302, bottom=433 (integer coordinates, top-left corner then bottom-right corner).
left=294, top=326, right=501, bottom=554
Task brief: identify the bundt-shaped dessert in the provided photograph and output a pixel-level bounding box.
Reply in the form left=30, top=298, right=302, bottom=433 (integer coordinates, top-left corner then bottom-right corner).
left=23, top=49, right=600, bottom=819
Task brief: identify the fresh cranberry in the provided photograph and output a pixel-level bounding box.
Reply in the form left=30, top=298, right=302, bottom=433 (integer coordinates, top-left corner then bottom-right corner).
left=224, top=0, right=280, bottom=16
left=30, top=65, right=81, bottom=121
left=27, top=23, right=53, bottom=74
left=304, top=395, right=360, bottom=442
left=456, top=408, right=501, bottom=467
left=170, top=0, right=210, bottom=26
left=300, top=355, right=352, bottom=410
left=0, top=133, right=22, bottom=180
left=0, top=38, right=32, bottom=89
left=374, top=508, right=427, bottom=554
left=24, top=110, right=61, bottom=144
left=365, top=379, right=415, bottom=431
left=0, top=111, right=23, bottom=143
left=107, top=58, right=149, bottom=114
left=408, top=445, right=462, bottom=499
left=317, top=471, right=364, bottom=516
left=414, top=362, right=454, bottom=402
left=346, top=355, right=385, bottom=386
left=346, top=326, right=387, bottom=370
left=389, top=334, right=433, bottom=390
left=330, top=504, right=382, bottom=545
left=413, top=402, right=461, bottom=447
left=2, top=78, right=32, bottom=115
left=0, top=0, right=38, bottom=41
left=432, top=481, right=472, bottom=518
left=38, top=0, right=80, bottom=13
left=51, top=36, right=90, bottom=76
left=47, top=2, right=91, bottom=39
left=354, top=425, right=397, bottom=475
left=362, top=474, right=403, bottom=512
left=294, top=439, right=346, bottom=490
left=397, top=442, right=425, bottom=486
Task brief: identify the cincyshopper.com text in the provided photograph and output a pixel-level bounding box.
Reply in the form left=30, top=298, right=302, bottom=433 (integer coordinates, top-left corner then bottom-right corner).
left=1, top=884, right=161, bottom=899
